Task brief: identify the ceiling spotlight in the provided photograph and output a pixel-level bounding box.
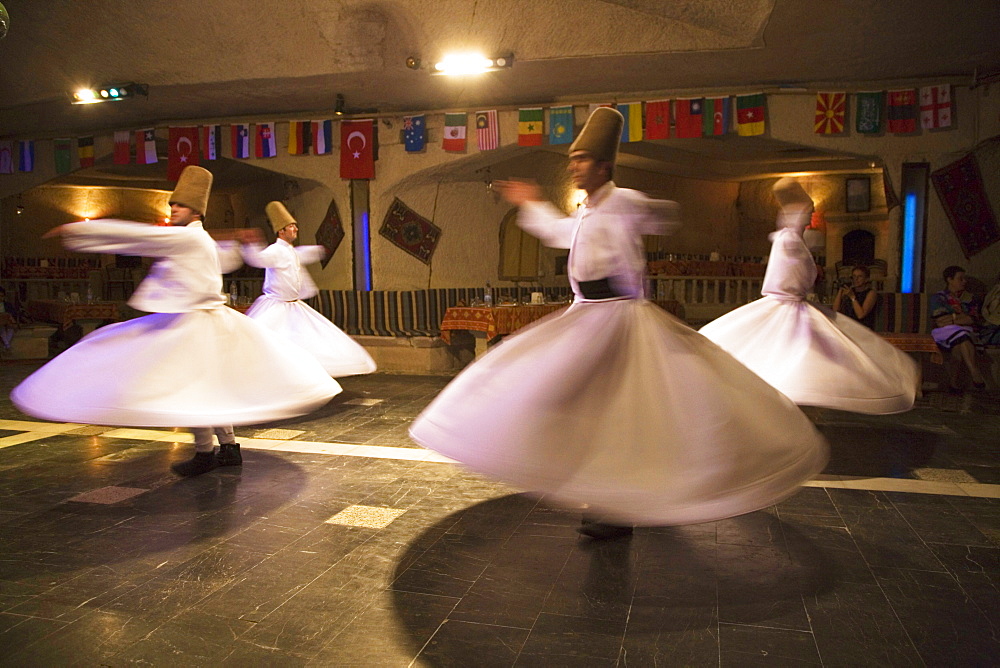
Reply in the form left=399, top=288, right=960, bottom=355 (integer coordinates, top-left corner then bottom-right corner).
left=432, top=53, right=514, bottom=76
left=334, top=93, right=345, bottom=116
left=405, top=56, right=421, bottom=70
left=70, top=82, right=149, bottom=105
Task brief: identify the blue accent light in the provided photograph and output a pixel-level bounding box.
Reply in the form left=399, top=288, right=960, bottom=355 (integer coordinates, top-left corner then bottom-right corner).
left=901, top=192, right=917, bottom=293
left=361, top=212, right=372, bottom=291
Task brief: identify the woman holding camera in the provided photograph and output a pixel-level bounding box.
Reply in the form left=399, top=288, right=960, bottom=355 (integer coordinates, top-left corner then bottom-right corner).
left=833, top=265, right=878, bottom=328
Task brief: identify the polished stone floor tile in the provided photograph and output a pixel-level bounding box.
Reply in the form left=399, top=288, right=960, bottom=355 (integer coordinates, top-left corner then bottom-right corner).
left=0, top=364, right=999, bottom=664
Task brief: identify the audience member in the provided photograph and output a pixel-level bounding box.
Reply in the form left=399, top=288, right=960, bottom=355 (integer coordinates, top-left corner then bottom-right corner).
left=930, top=265, right=987, bottom=392
left=833, top=264, right=877, bottom=328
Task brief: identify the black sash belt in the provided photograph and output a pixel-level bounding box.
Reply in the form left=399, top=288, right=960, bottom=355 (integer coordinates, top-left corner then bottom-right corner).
left=577, top=277, right=624, bottom=300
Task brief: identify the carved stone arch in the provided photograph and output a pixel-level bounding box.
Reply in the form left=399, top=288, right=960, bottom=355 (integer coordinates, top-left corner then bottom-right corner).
left=498, top=208, right=540, bottom=281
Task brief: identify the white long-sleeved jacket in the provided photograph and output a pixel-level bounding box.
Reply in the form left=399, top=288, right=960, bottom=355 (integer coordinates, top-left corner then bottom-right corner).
left=240, top=239, right=325, bottom=301
left=517, top=181, right=680, bottom=299
left=61, top=220, right=241, bottom=313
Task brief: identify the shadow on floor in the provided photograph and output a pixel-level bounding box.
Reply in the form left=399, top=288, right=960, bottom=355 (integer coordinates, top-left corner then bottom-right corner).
left=389, top=495, right=837, bottom=665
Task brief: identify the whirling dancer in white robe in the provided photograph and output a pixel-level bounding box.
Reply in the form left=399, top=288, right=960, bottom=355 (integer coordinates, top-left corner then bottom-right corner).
left=11, top=167, right=342, bottom=476
left=700, top=178, right=918, bottom=414
left=409, top=108, right=828, bottom=538
left=241, top=202, right=375, bottom=377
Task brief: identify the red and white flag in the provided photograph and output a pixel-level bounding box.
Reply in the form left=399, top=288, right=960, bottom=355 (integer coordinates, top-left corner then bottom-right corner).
left=201, top=125, right=221, bottom=160
left=113, top=131, right=131, bottom=164
left=135, top=129, right=158, bottom=164
left=167, top=126, right=200, bottom=182
left=340, top=119, right=374, bottom=179
left=475, top=110, right=499, bottom=151
left=919, top=84, right=951, bottom=129
left=255, top=122, right=277, bottom=158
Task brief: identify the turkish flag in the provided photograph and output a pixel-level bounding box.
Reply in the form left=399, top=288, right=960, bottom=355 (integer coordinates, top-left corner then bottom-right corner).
left=168, top=126, right=200, bottom=182
left=340, top=119, right=374, bottom=179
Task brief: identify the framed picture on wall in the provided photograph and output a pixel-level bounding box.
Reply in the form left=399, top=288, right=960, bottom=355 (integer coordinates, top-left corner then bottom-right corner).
left=845, top=176, right=871, bottom=213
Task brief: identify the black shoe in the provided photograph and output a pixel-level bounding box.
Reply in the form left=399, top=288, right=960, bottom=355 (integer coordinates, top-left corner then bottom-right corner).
left=577, top=522, right=634, bottom=540
left=973, top=381, right=987, bottom=391
left=170, top=452, right=219, bottom=477
left=217, top=443, right=242, bottom=467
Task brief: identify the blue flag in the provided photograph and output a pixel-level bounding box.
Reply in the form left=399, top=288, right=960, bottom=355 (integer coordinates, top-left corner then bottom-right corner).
left=19, top=140, right=34, bottom=172
left=549, top=106, right=574, bottom=145
left=404, top=115, right=426, bottom=152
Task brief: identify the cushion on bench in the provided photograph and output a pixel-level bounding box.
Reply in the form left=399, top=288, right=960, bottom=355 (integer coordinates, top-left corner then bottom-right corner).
left=872, top=292, right=929, bottom=334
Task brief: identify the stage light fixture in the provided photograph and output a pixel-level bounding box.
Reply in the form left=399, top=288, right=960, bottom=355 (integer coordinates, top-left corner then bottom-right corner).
left=71, top=83, right=149, bottom=105
left=334, top=93, right=346, bottom=115
left=432, top=53, right=513, bottom=76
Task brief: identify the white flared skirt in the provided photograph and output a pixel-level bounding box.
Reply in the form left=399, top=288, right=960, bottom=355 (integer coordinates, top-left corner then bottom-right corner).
left=246, top=296, right=376, bottom=377
left=11, top=307, right=342, bottom=427
left=700, top=297, right=919, bottom=414
left=409, top=299, right=828, bottom=526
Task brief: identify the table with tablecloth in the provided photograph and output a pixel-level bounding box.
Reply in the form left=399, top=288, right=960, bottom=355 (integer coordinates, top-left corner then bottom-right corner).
left=648, top=259, right=766, bottom=277
left=878, top=332, right=942, bottom=364
left=440, top=299, right=685, bottom=345
left=26, top=300, right=120, bottom=331
left=440, top=304, right=567, bottom=344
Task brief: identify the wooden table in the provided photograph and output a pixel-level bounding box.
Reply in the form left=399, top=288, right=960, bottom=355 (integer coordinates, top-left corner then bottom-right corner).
left=878, top=332, right=942, bottom=364
left=440, top=300, right=685, bottom=357
left=440, top=304, right=567, bottom=344
left=26, top=300, right=120, bottom=332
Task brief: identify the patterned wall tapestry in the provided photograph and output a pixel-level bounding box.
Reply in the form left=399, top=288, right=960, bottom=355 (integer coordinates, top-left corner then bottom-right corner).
left=315, top=198, right=345, bottom=269
left=379, top=198, right=442, bottom=264
left=931, top=153, right=1000, bottom=258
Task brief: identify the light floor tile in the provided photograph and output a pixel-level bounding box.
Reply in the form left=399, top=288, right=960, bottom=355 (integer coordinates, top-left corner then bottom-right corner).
left=0, top=419, right=84, bottom=433
left=325, top=505, right=407, bottom=528
left=68, top=486, right=147, bottom=504
left=957, top=482, right=1000, bottom=498
left=252, top=428, right=305, bottom=440
left=913, top=467, right=979, bottom=483
left=837, top=476, right=967, bottom=496
left=0, top=432, right=65, bottom=450
left=102, top=428, right=193, bottom=443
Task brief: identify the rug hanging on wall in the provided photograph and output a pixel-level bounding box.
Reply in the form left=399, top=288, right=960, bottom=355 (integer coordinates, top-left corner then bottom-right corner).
left=931, top=153, right=1000, bottom=258
left=315, top=198, right=345, bottom=269
left=379, top=198, right=442, bottom=264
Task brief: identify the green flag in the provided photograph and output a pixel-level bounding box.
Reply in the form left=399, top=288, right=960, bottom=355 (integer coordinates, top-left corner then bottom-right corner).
left=54, top=138, right=72, bottom=173
left=856, top=91, right=884, bottom=134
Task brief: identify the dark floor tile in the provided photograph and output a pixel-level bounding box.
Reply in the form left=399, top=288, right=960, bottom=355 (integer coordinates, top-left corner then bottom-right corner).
left=417, top=620, right=528, bottom=667
left=540, top=539, right=635, bottom=622
left=516, top=613, right=625, bottom=664
left=108, top=609, right=256, bottom=665
left=314, top=590, right=457, bottom=666
left=828, top=489, right=947, bottom=571
left=392, top=532, right=505, bottom=598
left=875, top=568, right=1000, bottom=665
left=888, top=492, right=996, bottom=547
left=925, top=542, right=1000, bottom=575
left=716, top=509, right=784, bottom=547
left=622, top=601, right=719, bottom=666
left=719, top=623, right=820, bottom=666
left=0, top=613, right=68, bottom=660
left=222, top=641, right=311, bottom=666
left=804, top=579, right=922, bottom=666
left=1, top=609, right=158, bottom=667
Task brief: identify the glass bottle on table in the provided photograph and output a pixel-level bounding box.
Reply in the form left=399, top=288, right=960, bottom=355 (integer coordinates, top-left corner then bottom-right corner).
left=483, top=282, right=492, bottom=308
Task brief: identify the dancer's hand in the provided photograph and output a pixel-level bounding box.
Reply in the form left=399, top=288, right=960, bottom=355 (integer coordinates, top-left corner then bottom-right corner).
left=494, top=179, right=542, bottom=206
left=42, top=225, right=68, bottom=239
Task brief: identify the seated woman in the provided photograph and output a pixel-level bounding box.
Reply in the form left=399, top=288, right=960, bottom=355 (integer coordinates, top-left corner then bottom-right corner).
left=832, top=264, right=878, bottom=328
left=930, top=265, right=987, bottom=392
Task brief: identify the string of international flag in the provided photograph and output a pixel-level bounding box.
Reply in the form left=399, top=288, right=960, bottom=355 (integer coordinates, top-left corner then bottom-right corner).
left=0, top=85, right=953, bottom=179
